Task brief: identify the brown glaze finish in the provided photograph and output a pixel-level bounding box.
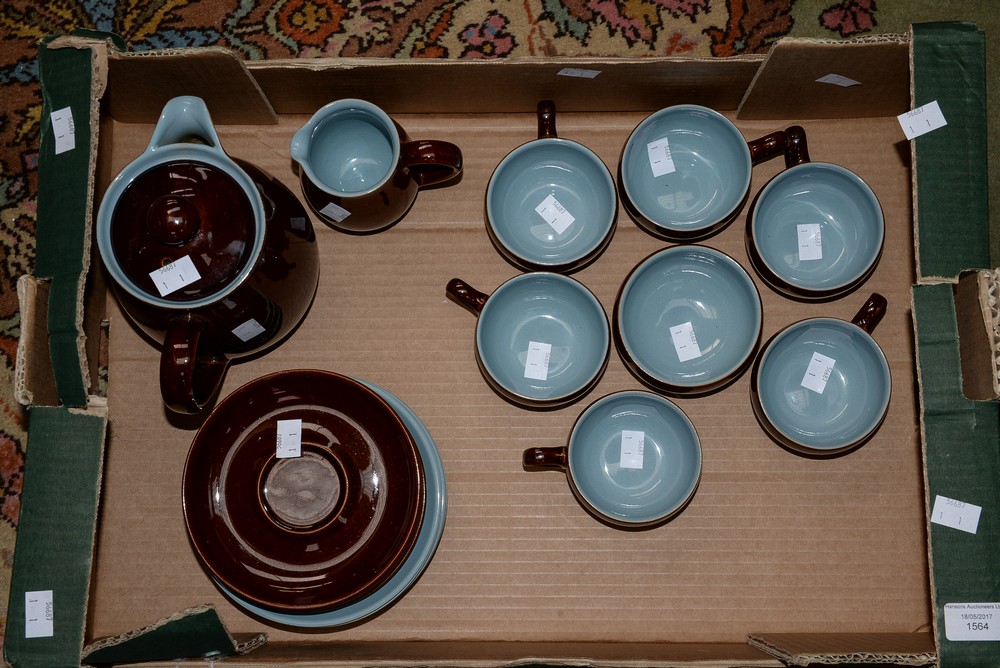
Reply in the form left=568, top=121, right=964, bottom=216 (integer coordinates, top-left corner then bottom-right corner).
left=851, top=292, right=888, bottom=333
left=300, top=121, right=462, bottom=235
left=748, top=293, right=891, bottom=457
left=182, top=370, right=426, bottom=613
left=744, top=125, right=884, bottom=303
left=106, top=158, right=319, bottom=414
left=618, top=122, right=790, bottom=243
left=445, top=278, right=489, bottom=315
left=522, top=446, right=568, bottom=469
left=484, top=99, right=618, bottom=274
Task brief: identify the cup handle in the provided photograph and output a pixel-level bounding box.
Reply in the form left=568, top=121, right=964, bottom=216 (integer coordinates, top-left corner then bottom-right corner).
left=784, top=125, right=810, bottom=168
left=747, top=130, right=787, bottom=166
left=446, top=278, right=489, bottom=316
left=402, top=140, right=463, bottom=188
left=537, top=99, right=557, bottom=139
left=146, top=96, right=224, bottom=154
left=160, top=316, right=230, bottom=413
left=851, top=293, right=888, bottom=334
left=523, top=446, right=568, bottom=470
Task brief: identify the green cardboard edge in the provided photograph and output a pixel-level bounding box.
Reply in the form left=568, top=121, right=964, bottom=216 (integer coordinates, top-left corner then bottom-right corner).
left=913, top=283, right=1000, bottom=667
left=912, top=23, right=992, bottom=278
left=3, top=407, right=106, bottom=668
left=81, top=606, right=242, bottom=666
left=36, top=36, right=94, bottom=407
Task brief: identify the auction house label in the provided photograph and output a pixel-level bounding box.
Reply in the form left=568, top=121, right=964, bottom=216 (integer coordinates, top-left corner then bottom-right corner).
left=944, top=603, right=1000, bottom=641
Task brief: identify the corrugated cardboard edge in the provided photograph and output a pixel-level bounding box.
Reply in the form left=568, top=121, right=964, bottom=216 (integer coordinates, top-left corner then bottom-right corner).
left=39, top=35, right=110, bottom=405
left=82, top=604, right=266, bottom=666
left=979, top=269, right=1000, bottom=398
left=746, top=633, right=936, bottom=666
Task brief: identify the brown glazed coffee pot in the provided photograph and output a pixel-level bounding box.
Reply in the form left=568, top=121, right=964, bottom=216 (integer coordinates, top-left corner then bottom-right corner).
left=96, top=96, right=319, bottom=413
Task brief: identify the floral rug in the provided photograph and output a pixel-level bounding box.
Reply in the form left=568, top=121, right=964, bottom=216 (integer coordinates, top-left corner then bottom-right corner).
left=0, top=0, right=980, bottom=656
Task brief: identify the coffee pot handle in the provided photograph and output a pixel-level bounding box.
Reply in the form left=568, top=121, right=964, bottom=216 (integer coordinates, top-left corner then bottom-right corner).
left=160, top=316, right=230, bottom=413
left=146, top=96, right=224, bottom=153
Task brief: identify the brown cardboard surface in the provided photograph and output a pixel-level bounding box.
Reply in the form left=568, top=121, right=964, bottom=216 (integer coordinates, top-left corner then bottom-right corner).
left=89, top=108, right=929, bottom=650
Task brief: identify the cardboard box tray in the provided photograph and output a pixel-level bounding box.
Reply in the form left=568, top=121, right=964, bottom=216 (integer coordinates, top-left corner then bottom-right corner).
left=7, top=23, right=997, bottom=668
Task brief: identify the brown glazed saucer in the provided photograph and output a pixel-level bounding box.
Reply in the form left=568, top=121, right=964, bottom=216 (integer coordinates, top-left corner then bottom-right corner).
left=182, top=370, right=426, bottom=613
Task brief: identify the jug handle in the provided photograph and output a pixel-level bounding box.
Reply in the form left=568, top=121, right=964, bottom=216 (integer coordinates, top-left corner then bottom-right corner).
left=160, top=315, right=230, bottom=414
left=146, top=96, right=224, bottom=153
left=402, top=140, right=463, bottom=189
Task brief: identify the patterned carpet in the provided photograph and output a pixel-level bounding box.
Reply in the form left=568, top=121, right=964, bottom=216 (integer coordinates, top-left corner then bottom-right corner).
left=0, top=0, right=990, bottom=657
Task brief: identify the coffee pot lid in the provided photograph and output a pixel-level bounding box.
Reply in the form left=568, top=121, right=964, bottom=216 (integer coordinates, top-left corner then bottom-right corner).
left=106, top=152, right=261, bottom=305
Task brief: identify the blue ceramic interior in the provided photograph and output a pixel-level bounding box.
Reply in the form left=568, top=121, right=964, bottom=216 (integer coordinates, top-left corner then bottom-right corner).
left=216, top=380, right=447, bottom=628
left=295, top=102, right=399, bottom=195
left=757, top=318, right=890, bottom=451
left=487, top=138, right=616, bottom=267
left=477, top=273, right=609, bottom=402
left=569, top=391, right=701, bottom=524
left=618, top=246, right=761, bottom=389
left=751, top=163, right=884, bottom=292
left=621, top=105, right=751, bottom=234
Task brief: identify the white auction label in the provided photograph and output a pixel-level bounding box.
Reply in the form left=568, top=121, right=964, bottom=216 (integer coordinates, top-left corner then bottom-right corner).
left=558, top=67, right=601, bottom=79
left=944, top=603, right=1000, bottom=641
left=24, top=590, right=54, bottom=639
left=620, top=430, right=645, bottom=469
left=535, top=194, right=575, bottom=235
left=931, top=494, right=982, bottom=534
left=898, top=100, right=947, bottom=140
left=232, top=318, right=267, bottom=342
left=801, top=351, right=836, bottom=394
left=524, top=341, right=552, bottom=381
left=797, top=223, right=823, bottom=260
left=149, top=255, right=201, bottom=297
left=816, top=73, right=860, bottom=87
left=276, top=419, right=302, bottom=459
left=669, top=322, right=701, bottom=362
left=51, top=106, right=75, bottom=154
left=647, top=137, right=676, bottom=177
left=320, top=201, right=351, bottom=222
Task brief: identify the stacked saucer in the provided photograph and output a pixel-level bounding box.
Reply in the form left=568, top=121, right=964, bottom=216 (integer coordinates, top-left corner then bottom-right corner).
left=182, top=370, right=446, bottom=629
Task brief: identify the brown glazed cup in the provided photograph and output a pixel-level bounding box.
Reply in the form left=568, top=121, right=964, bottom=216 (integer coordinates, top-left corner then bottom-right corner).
left=291, top=98, right=463, bottom=234
left=182, top=370, right=426, bottom=613
left=523, top=390, right=702, bottom=528
left=745, top=125, right=885, bottom=301
left=750, top=293, right=891, bottom=456
left=618, top=105, right=788, bottom=242
left=446, top=273, right=610, bottom=409
left=95, top=96, right=320, bottom=414
left=485, top=100, right=618, bottom=273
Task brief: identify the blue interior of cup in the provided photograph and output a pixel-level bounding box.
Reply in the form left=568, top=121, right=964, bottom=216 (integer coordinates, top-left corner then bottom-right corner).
left=305, top=106, right=398, bottom=195
left=618, top=246, right=761, bottom=389
left=751, top=163, right=884, bottom=292
left=487, top=138, right=617, bottom=267
left=757, top=318, right=890, bottom=451
left=620, top=105, right=751, bottom=234
left=569, top=391, right=701, bottom=524
left=477, top=273, right=609, bottom=402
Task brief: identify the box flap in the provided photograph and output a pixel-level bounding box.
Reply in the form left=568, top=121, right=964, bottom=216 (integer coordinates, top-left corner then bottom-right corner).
left=3, top=406, right=107, bottom=668
left=747, top=632, right=936, bottom=666
left=247, top=57, right=763, bottom=115
left=911, top=22, right=991, bottom=281
left=82, top=605, right=266, bottom=666
left=954, top=270, right=1000, bottom=401
left=737, top=36, right=909, bottom=120
left=106, top=46, right=276, bottom=124
left=14, top=276, right=58, bottom=407
left=34, top=36, right=109, bottom=407
left=912, top=283, right=1000, bottom=667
